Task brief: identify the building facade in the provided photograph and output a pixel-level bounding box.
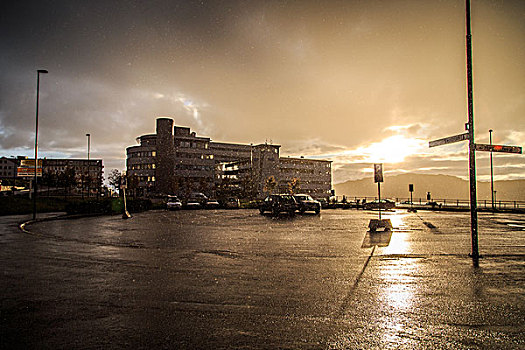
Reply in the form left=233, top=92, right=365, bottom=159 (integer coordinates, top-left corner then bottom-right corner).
left=126, top=118, right=332, bottom=199
left=0, top=156, right=103, bottom=195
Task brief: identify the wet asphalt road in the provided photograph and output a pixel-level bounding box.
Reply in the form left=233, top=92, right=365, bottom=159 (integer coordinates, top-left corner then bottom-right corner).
left=1, top=209, right=524, bottom=349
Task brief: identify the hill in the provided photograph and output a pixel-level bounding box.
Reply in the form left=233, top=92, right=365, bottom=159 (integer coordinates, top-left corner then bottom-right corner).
left=333, top=174, right=525, bottom=201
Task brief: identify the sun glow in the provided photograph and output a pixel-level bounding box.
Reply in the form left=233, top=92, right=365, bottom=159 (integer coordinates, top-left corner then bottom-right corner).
left=360, top=135, right=426, bottom=164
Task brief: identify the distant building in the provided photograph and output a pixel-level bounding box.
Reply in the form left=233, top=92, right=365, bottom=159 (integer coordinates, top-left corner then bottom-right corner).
left=42, top=158, right=104, bottom=194
left=126, top=118, right=332, bottom=199
left=0, top=157, right=18, bottom=179
left=0, top=156, right=103, bottom=195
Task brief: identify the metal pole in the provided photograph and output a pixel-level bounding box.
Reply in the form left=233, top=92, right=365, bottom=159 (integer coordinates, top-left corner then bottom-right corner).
left=86, top=133, right=91, bottom=160
left=466, top=0, right=479, bottom=259
left=489, top=129, right=494, bottom=210
left=378, top=182, right=381, bottom=220
left=86, top=133, right=90, bottom=198
left=33, top=69, right=48, bottom=220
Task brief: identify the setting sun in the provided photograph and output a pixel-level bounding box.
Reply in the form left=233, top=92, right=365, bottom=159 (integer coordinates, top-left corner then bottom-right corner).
left=361, top=135, right=426, bottom=164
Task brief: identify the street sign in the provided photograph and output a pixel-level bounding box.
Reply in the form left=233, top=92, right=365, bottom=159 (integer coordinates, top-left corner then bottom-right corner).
left=429, top=133, right=469, bottom=148
left=17, top=159, right=43, bottom=177
left=374, top=164, right=383, bottom=183
left=474, top=144, right=522, bottom=154
left=20, top=159, right=43, bottom=167
left=17, top=167, right=42, bottom=177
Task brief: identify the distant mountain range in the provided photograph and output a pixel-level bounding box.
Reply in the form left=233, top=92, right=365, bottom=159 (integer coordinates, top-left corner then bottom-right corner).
left=333, top=174, right=525, bottom=201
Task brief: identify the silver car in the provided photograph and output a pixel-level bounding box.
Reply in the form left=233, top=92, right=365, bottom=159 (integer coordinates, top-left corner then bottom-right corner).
left=166, top=195, right=182, bottom=210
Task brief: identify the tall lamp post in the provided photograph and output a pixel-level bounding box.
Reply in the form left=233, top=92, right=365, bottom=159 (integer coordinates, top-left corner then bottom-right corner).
left=33, top=69, right=48, bottom=220
left=86, top=133, right=91, bottom=198
left=489, top=129, right=494, bottom=210
left=86, top=133, right=91, bottom=160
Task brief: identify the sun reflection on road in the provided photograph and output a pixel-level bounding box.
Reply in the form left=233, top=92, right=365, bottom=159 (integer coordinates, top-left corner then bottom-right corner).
left=368, top=210, right=421, bottom=346
left=373, top=210, right=412, bottom=255
left=378, top=257, right=420, bottom=346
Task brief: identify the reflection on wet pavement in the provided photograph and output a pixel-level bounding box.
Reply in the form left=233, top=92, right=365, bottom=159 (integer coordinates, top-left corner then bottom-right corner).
left=1, top=209, right=524, bottom=349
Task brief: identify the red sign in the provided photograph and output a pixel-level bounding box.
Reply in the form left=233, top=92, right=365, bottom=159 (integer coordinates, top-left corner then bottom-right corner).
left=474, top=144, right=522, bottom=154
left=17, top=167, right=42, bottom=177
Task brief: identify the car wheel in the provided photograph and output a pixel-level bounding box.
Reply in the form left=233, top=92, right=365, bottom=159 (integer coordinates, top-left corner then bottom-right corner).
left=315, top=207, right=320, bottom=214
left=259, top=207, right=264, bottom=214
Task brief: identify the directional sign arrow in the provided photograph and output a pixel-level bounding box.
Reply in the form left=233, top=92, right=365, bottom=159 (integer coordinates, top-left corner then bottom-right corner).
left=429, top=133, right=469, bottom=148
left=474, top=144, right=522, bottom=154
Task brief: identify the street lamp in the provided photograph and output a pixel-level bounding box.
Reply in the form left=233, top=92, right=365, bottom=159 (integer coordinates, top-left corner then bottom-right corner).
left=85, top=133, right=91, bottom=198
left=33, top=69, right=48, bottom=220
left=489, top=129, right=494, bottom=210
left=86, top=133, right=91, bottom=160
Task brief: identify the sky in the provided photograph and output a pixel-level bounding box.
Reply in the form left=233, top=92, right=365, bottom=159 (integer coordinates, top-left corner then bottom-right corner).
left=1, top=0, right=524, bottom=184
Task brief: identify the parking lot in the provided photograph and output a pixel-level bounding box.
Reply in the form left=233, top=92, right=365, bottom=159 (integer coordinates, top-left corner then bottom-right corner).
left=1, top=209, right=524, bottom=349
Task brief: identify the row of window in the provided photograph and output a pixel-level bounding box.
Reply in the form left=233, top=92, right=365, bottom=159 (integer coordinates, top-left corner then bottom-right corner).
left=178, top=141, right=209, bottom=149
left=45, top=166, right=97, bottom=172
left=136, top=176, right=156, bottom=182
left=175, top=152, right=214, bottom=160
left=129, top=151, right=156, bottom=158
left=129, top=163, right=156, bottom=170
left=280, top=162, right=331, bottom=168
left=175, top=164, right=214, bottom=172
left=141, top=139, right=156, bottom=146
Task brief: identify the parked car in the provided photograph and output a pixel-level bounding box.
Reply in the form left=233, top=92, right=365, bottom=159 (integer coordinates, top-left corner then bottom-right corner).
left=183, top=192, right=208, bottom=209
left=222, top=197, right=240, bottom=209
left=166, top=195, right=182, bottom=210
left=259, top=194, right=298, bottom=216
left=188, top=192, right=208, bottom=205
left=294, top=194, right=321, bottom=214
left=184, top=200, right=202, bottom=209
left=205, top=199, right=220, bottom=209
left=426, top=201, right=441, bottom=208
left=363, top=199, right=395, bottom=210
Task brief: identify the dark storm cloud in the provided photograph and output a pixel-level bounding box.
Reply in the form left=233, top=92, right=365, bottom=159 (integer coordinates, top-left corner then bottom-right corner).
left=1, top=0, right=524, bottom=180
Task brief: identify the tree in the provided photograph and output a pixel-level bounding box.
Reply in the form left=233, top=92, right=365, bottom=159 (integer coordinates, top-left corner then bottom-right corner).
left=84, top=173, right=92, bottom=197
left=288, top=177, right=300, bottom=195
left=64, top=167, right=76, bottom=196
left=241, top=172, right=257, bottom=200
left=264, top=175, right=277, bottom=195
left=42, top=170, right=56, bottom=197
left=127, top=173, right=140, bottom=198
left=108, top=169, right=122, bottom=195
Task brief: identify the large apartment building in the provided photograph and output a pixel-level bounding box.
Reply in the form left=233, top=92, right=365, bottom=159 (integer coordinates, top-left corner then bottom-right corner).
left=126, top=118, right=332, bottom=199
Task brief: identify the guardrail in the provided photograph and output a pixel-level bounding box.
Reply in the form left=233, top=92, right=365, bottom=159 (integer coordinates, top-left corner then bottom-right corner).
left=333, top=196, right=525, bottom=210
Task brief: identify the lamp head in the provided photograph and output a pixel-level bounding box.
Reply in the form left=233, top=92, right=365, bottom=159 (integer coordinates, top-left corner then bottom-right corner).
left=37, top=69, right=48, bottom=74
